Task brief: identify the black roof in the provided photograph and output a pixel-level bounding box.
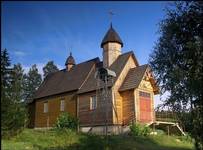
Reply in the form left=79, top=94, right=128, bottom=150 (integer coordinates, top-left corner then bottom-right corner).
left=101, top=24, right=123, bottom=48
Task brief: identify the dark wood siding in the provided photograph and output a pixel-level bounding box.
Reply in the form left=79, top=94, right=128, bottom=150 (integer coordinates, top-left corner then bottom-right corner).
left=79, top=92, right=113, bottom=126
left=28, top=102, right=36, bottom=128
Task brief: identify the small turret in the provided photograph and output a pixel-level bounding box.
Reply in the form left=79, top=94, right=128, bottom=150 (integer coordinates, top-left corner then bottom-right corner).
left=65, top=52, right=76, bottom=71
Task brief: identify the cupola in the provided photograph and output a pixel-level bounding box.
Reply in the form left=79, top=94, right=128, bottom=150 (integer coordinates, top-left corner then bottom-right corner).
left=65, top=52, right=76, bottom=71
left=101, top=23, right=123, bottom=68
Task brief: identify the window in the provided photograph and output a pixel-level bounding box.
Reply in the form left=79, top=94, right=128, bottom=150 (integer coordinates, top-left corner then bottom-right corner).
left=60, top=99, right=65, bottom=111
left=90, top=96, right=97, bottom=110
left=44, top=102, right=48, bottom=113
left=139, top=91, right=151, bottom=98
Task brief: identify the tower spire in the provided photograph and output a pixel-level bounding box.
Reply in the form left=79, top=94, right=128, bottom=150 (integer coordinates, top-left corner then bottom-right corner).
left=109, top=10, right=114, bottom=28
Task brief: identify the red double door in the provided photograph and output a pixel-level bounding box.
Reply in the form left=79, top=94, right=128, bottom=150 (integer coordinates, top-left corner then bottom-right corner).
left=139, top=96, right=152, bottom=123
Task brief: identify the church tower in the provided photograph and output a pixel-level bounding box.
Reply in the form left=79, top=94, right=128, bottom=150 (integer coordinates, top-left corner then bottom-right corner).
left=101, top=24, right=123, bottom=68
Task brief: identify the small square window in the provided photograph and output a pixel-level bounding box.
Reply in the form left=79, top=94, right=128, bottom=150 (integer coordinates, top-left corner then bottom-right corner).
left=60, top=99, right=65, bottom=111
left=90, top=96, right=97, bottom=110
left=44, top=102, right=48, bottom=113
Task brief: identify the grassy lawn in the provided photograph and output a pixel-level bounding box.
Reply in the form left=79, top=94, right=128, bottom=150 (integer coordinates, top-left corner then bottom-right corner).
left=2, top=129, right=194, bottom=150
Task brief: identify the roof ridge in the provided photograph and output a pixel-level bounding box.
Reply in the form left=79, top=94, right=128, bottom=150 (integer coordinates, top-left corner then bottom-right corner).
left=120, top=51, right=133, bottom=56
left=134, top=64, right=149, bottom=69
left=56, top=57, right=100, bottom=72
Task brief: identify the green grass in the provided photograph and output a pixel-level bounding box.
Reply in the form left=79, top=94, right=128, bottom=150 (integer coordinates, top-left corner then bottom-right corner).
left=2, top=129, right=194, bottom=150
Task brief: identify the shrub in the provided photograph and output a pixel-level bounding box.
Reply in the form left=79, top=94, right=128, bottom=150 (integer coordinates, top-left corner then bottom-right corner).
left=155, top=129, right=165, bottom=135
left=130, top=123, right=151, bottom=137
left=54, top=112, right=78, bottom=130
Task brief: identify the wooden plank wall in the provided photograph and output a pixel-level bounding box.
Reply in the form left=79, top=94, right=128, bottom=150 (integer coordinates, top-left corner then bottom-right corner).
left=34, top=92, right=77, bottom=128
left=27, top=102, right=35, bottom=128
left=78, top=91, right=113, bottom=127
left=135, top=77, right=155, bottom=123
left=121, top=90, right=135, bottom=125
left=113, top=56, right=137, bottom=125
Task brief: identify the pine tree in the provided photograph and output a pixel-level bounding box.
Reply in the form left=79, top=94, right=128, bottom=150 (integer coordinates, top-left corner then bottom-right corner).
left=1, top=49, right=27, bottom=137
left=1, top=49, right=12, bottom=99
left=11, top=63, right=24, bottom=102
left=43, top=61, right=59, bottom=78
left=1, top=49, right=13, bottom=136
left=8, top=63, right=27, bottom=134
left=24, top=64, right=42, bottom=103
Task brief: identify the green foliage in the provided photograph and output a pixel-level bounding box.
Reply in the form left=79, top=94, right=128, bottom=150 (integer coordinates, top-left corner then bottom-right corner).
left=43, top=60, right=59, bottom=78
left=2, top=129, right=194, bottom=150
left=130, top=123, right=151, bottom=137
left=55, top=112, right=78, bottom=130
left=1, top=49, right=12, bottom=134
left=155, top=129, right=165, bottom=135
left=23, top=64, right=42, bottom=102
left=149, top=2, right=203, bottom=149
left=1, top=49, right=27, bottom=138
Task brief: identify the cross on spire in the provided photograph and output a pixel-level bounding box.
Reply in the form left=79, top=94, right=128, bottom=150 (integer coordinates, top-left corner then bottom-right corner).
left=108, top=10, right=115, bottom=26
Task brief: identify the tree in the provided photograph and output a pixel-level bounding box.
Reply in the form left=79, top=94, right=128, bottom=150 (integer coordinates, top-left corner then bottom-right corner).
left=11, top=63, right=25, bottom=102
left=1, top=49, right=13, bottom=136
left=149, top=2, right=203, bottom=149
left=9, top=63, right=27, bottom=134
left=24, top=64, right=42, bottom=103
left=1, top=50, right=27, bottom=137
left=43, top=61, right=59, bottom=78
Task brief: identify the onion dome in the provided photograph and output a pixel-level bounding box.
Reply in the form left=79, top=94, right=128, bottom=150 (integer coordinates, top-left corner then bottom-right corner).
left=101, top=23, right=123, bottom=48
left=65, top=52, right=75, bottom=66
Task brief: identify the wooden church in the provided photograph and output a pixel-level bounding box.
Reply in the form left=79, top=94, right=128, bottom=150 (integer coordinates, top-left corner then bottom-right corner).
left=28, top=24, right=159, bottom=134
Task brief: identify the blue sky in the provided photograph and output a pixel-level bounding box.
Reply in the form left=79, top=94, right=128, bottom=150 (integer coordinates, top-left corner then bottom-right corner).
left=2, top=1, right=170, bottom=106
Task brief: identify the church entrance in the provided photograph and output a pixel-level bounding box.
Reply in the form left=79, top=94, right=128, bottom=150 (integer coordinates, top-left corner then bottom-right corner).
left=139, top=91, right=152, bottom=123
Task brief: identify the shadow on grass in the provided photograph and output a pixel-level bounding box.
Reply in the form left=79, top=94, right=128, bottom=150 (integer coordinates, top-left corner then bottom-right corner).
left=35, top=134, right=193, bottom=150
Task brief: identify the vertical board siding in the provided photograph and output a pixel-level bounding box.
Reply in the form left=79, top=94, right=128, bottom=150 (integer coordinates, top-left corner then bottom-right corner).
left=139, top=96, right=152, bottom=123
left=113, top=56, right=137, bottom=125
left=136, top=76, right=155, bottom=123
left=79, top=91, right=113, bottom=126
left=121, top=90, right=135, bottom=125
left=34, top=93, right=77, bottom=128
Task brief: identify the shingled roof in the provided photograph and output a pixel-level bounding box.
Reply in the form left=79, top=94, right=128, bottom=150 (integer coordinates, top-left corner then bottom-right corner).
left=101, top=24, right=123, bottom=48
left=33, top=57, right=100, bottom=100
left=119, top=64, right=149, bottom=92
left=78, top=51, right=134, bottom=94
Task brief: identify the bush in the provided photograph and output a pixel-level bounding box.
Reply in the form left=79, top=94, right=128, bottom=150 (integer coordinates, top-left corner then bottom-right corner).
left=130, top=123, right=151, bottom=137
left=54, top=112, right=78, bottom=130
left=2, top=103, right=28, bottom=139
left=155, top=129, right=165, bottom=135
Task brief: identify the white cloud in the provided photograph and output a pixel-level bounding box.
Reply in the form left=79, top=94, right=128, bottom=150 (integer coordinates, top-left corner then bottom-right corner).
left=13, top=51, right=26, bottom=57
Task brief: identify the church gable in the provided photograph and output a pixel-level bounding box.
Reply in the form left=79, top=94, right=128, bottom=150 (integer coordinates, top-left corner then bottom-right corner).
left=138, top=67, right=159, bottom=94
left=113, top=54, right=138, bottom=91
left=139, top=79, right=153, bottom=91
left=119, top=65, right=159, bottom=94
